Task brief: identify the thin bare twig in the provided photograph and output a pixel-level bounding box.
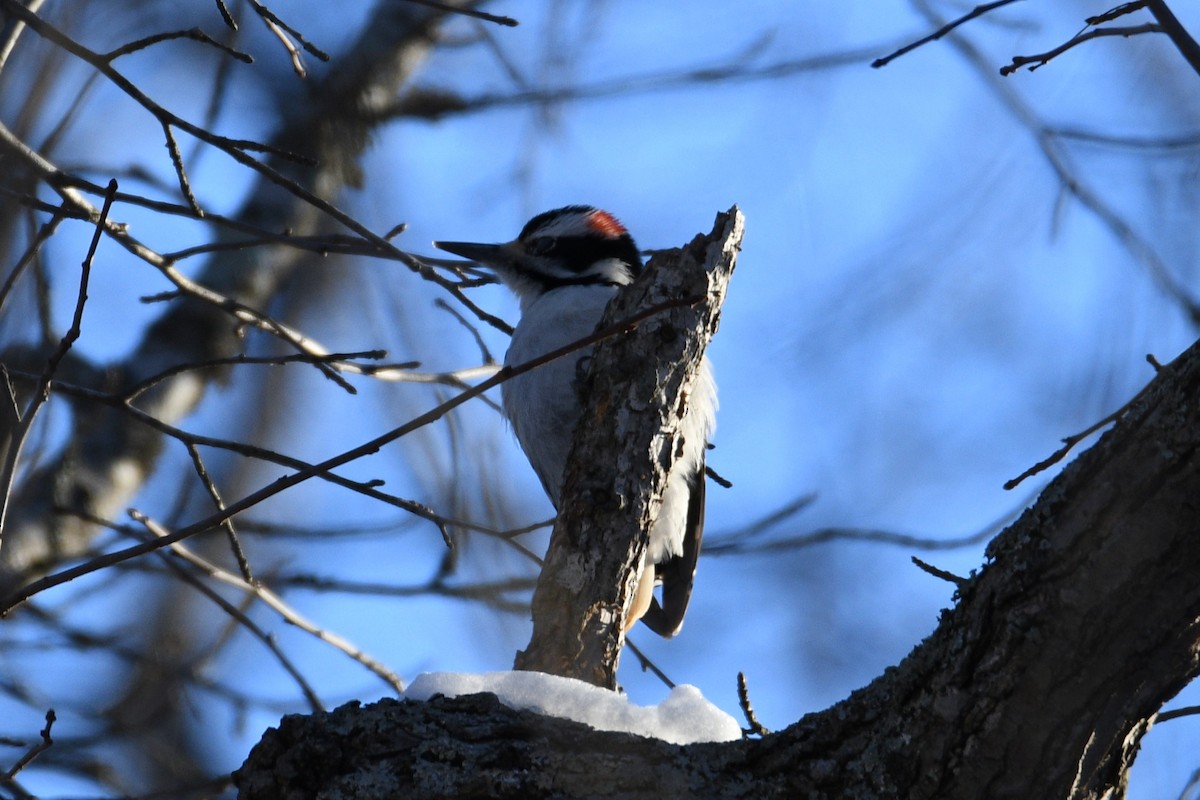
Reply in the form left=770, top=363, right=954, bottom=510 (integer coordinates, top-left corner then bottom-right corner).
left=159, top=232, right=400, bottom=262
left=0, top=0, right=47, bottom=75
left=389, top=44, right=896, bottom=122
left=1086, top=2, right=1148, bottom=26
left=5, top=69, right=503, bottom=344
left=39, top=70, right=101, bottom=155
left=0, top=3, right=309, bottom=160
left=36, top=178, right=111, bottom=408
left=0, top=180, right=114, bottom=546
left=911, top=556, right=967, bottom=586
left=102, top=27, right=253, bottom=63
left=708, top=524, right=996, bottom=555
left=1, top=296, right=700, bottom=612
left=737, top=672, right=770, bottom=737
left=706, top=486, right=1037, bottom=557
left=436, top=298, right=498, bottom=365
left=1, top=367, right=464, bottom=538
left=188, top=17, right=244, bottom=167
left=264, top=16, right=307, bottom=77
left=872, top=0, right=1025, bottom=68
left=623, top=639, right=675, bottom=689
left=244, top=0, right=329, bottom=77
left=1004, top=367, right=1159, bottom=490
left=0, top=186, right=79, bottom=218
left=121, top=350, right=397, bottom=401
left=1000, top=23, right=1163, bottom=75
left=0, top=125, right=378, bottom=389
left=1156, top=704, right=1200, bottom=723
left=213, top=0, right=238, bottom=30
left=140, top=262, right=363, bottom=392
left=184, top=443, right=253, bottom=582
left=705, top=463, right=733, bottom=488
left=279, top=572, right=534, bottom=614
left=162, top=122, right=203, bottom=215
left=705, top=494, right=815, bottom=551
left=144, top=527, right=325, bottom=712
left=135, top=511, right=405, bottom=694
left=247, top=0, right=329, bottom=60
left=1047, top=125, right=1200, bottom=150
left=5, top=119, right=503, bottom=340
left=0, top=203, right=66, bottom=315
left=911, top=0, right=1200, bottom=323
left=3, top=709, right=54, bottom=780
left=403, top=0, right=518, bottom=27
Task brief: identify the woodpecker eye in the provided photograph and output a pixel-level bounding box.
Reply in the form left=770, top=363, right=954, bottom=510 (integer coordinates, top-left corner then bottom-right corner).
left=525, top=237, right=554, bottom=256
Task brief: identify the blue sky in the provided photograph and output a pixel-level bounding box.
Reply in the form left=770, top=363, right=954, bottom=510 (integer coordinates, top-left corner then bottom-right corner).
left=4, top=1, right=1200, bottom=796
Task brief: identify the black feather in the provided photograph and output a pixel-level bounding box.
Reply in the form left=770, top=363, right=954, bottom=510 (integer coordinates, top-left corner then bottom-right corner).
left=641, top=464, right=705, bottom=638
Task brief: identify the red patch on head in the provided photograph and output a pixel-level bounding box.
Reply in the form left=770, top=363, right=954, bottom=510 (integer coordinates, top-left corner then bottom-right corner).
left=586, top=209, right=627, bottom=239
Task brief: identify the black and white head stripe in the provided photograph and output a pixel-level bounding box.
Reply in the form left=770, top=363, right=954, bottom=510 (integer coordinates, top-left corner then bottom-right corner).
left=518, top=205, right=643, bottom=279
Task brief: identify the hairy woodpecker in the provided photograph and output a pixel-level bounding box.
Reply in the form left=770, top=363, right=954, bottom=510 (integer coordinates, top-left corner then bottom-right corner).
left=434, top=206, right=716, bottom=637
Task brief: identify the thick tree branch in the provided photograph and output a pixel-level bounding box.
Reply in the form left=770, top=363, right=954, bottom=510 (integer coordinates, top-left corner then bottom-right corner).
left=513, top=207, right=742, bottom=689
left=236, top=329, right=1200, bottom=798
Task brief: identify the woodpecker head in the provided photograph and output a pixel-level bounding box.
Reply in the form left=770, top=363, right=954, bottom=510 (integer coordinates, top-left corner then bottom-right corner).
left=434, top=205, right=643, bottom=306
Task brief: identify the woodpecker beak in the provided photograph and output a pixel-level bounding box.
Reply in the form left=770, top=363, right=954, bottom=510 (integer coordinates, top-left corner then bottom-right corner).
left=433, top=240, right=516, bottom=270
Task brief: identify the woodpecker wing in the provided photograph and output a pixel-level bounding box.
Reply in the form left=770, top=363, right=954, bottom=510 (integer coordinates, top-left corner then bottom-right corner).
left=641, top=464, right=705, bottom=638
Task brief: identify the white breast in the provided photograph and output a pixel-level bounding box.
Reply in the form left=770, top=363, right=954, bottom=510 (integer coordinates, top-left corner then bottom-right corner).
left=502, top=285, right=716, bottom=565
left=503, top=286, right=614, bottom=506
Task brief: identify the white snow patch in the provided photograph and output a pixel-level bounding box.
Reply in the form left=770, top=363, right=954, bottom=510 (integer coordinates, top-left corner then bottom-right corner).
left=405, top=671, right=742, bottom=744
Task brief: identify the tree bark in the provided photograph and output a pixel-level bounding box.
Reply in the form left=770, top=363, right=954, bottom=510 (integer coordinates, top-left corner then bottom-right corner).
left=236, top=327, right=1200, bottom=798
left=512, top=207, right=742, bottom=689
